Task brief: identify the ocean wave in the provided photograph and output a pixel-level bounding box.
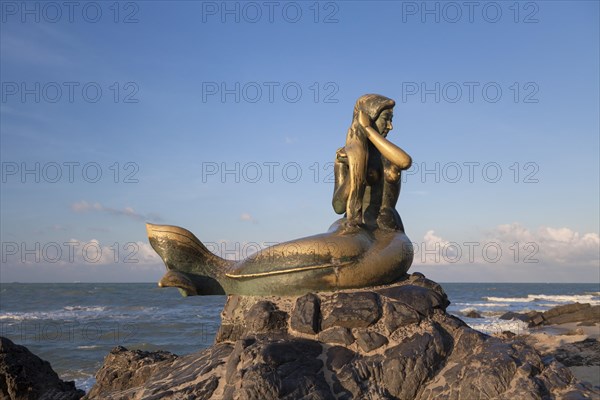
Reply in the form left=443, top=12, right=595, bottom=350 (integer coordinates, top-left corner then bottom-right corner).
left=65, top=372, right=96, bottom=392
left=484, top=294, right=600, bottom=305
left=467, top=318, right=530, bottom=336
left=0, top=313, right=31, bottom=321
left=454, top=302, right=511, bottom=308
left=64, top=306, right=107, bottom=312
left=0, top=307, right=108, bottom=321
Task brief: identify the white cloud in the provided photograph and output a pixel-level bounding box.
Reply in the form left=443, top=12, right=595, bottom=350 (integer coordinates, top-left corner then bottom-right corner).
left=413, top=223, right=599, bottom=268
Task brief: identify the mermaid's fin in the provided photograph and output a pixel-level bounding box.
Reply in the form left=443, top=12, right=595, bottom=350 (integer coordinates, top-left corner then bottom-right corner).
left=158, top=270, right=225, bottom=296
left=147, top=223, right=234, bottom=296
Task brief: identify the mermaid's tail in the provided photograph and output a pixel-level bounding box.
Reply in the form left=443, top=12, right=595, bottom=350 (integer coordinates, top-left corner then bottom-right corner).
left=147, top=220, right=413, bottom=297
left=146, top=223, right=235, bottom=296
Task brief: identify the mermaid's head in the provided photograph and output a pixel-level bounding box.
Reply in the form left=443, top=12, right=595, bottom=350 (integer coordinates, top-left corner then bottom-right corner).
left=347, top=94, right=395, bottom=141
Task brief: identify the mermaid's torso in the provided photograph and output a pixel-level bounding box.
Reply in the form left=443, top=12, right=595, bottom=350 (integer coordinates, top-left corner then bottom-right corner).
left=363, top=146, right=404, bottom=231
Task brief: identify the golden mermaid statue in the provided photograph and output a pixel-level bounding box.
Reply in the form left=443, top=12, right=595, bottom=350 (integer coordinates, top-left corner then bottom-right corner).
left=147, top=94, right=414, bottom=296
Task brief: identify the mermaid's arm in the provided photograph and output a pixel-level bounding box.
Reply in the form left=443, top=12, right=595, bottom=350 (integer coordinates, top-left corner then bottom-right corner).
left=358, top=111, right=412, bottom=170
left=332, top=148, right=350, bottom=214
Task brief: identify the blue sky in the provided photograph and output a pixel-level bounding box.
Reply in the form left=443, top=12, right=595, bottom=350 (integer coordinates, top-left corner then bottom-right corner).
left=1, top=0, right=598, bottom=283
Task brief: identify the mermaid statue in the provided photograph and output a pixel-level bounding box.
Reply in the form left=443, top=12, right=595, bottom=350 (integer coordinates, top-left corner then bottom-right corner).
left=147, top=94, right=414, bottom=296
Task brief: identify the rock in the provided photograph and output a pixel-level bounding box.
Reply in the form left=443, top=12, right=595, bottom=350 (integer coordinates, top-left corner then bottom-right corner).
left=290, top=293, right=320, bottom=334
left=553, top=338, right=600, bottom=367
left=499, top=311, right=548, bottom=327
left=407, top=273, right=449, bottom=304
left=86, top=343, right=232, bottom=400
left=565, top=328, right=586, bottom=336
left=577, top=321, right=597, bottom=326
left=376, top=284, right=446, bottom=316
left=464, top=310, right=482, bottom=318
left=528, top=311, right=545, bottom=326
left=545, top=303, right=590, bottom=319
left=318, top=327, right=354, bottom=345
left=493, top=331, right=517, bottom=340
left=0, top=336, right=84, bottom=400
left=325, top=346, right=355, bottom=371
left=499, top=311, right=530, bottom=322
left=85, top=274, right=599, bottom=399
left=320, top=292, right=380, bottom=329
left=84, top=346, right=177, bottom=399
left=354, top=329, right=388, bottom=352
left=245, top=301, right=288, bottom=333
left=542, top=303, right=600, bottom=325
left=216, top=298, right=288, bottom=342
left=383, top=301, right=420, bottom=334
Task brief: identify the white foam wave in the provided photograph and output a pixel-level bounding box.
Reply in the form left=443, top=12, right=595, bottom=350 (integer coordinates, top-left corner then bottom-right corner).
left=484, top=294, right=600, bottom=305
left=64, top=372, right=96, bottom=392
left=468, top=318, right=530, bottom=336
left=454, top=302, right=511, bottom=308
left=0, top=313, right=31, bottom=321
left=0, top=306, right=108, bottom=321
left=64, top=306, right=107, bottom=312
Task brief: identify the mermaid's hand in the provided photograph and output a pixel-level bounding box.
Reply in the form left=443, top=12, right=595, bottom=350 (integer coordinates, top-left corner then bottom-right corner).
left=336, top=147, right=348, bottom=163
left=358, top=110, right=372, bottom=130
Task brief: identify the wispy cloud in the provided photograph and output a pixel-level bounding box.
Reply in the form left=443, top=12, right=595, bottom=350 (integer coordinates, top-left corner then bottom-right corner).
left=1, top=30, right=70, bottom=68
left=87, top=227, right=112, bottom=233
left=70, top=201, right=162, bottom=222
left=33, top=224, right=71, bottom=235
left=240, top=212, right=258, bottom=224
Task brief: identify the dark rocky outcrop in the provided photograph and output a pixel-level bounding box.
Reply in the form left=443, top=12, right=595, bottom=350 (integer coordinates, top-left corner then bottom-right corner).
left=553, top=338, right=600, bottom=367
left=0, top=336, right=84, bottom=400
left=542, top=303, right=600, bottom=326
left=83, top=346, right=177, bottom=399
left=85, top=274, right=598, bottom=399
left=500, top=303, right=600, bottom=328
left=463, top=310, right=482, bottom=318
left=499, top=311, right=531, bottom=322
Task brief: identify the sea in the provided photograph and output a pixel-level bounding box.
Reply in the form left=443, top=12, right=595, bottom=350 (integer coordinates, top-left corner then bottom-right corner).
left=0, top=282, right=599, bottom=392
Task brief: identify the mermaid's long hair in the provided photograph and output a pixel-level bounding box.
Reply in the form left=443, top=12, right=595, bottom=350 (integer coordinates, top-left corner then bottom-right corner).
left=346, top=94, right=395, bottom=143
